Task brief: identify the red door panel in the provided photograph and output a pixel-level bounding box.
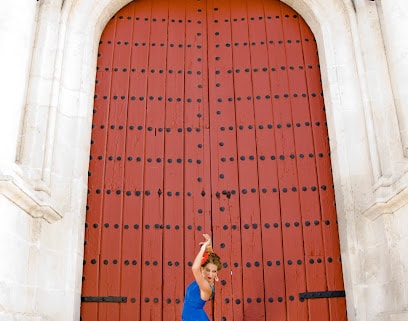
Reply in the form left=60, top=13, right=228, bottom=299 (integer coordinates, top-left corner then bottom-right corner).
left=81, top=1, right=347, bottom=321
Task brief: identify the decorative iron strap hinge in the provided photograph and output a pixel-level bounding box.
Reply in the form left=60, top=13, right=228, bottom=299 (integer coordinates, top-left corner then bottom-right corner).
left=81, top=296, right=127, bottom=303
left=299, top=290, right=345, bottom=301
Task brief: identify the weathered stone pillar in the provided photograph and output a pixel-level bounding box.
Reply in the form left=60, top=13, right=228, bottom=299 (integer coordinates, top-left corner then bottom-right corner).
left=377, top=0, right=408, bottom=157
left=0, top=1, right=38, bottom=167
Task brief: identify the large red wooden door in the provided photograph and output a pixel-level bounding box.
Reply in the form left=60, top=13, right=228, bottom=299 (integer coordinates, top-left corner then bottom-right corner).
left=81, top=1, right=347, bottom=321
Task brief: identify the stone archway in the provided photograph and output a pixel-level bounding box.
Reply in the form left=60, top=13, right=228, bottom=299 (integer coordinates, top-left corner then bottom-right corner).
left=34, top=0, right=370, bottom=320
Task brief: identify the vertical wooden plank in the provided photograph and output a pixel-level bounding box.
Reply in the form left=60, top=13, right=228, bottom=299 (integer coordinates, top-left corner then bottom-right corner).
left=120, top=2, right=151, bottom=321
left=207, top=1, right=244, bottom=321
left=97, top=8, right=133, bottom=321
left=162, top=1, right=186, bottom=320
left=117, top=3, right=138, bottom=320
left=264, top=2, right=309, bottom=321
left=300, top=18, right=347, bottom=321
left=183, top=2, right=212, bottom=314
left=247, top=1, right=288, bottom=320
left=139, top=1, right=168, bottom=320
left=81, top=13, right=117, bottom=321
left=280, top=3, right=331, bottom=321
left=228, top=0, right=265, bottom=320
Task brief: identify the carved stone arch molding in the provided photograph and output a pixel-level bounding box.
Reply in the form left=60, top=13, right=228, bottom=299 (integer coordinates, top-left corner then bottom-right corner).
left=11, top=0, right=406, bottom=320
left=8, top=0, right=134, bottom=223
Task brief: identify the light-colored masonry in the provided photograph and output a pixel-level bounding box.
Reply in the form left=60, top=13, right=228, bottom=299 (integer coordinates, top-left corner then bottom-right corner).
left=0, top=0, right=407, bottom=320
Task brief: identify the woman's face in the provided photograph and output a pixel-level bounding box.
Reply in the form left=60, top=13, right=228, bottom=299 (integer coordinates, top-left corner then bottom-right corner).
left=202, top=263, right=218, bottom=284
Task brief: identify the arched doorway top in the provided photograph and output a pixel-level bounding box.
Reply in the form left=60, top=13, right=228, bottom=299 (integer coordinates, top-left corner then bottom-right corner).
left=65, top=0, right=353, bottom=42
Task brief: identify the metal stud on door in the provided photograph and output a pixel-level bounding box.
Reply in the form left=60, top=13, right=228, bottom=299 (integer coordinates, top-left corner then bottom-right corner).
left=81, top=1, right=347, bottom=321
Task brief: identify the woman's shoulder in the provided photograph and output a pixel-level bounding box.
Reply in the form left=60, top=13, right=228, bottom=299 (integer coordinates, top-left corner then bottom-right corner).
left=187, top=280, right=199, bottom=290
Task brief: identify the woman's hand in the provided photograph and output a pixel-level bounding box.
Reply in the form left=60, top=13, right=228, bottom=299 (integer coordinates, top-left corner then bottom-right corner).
left=200, top=234, right=213, bottom=253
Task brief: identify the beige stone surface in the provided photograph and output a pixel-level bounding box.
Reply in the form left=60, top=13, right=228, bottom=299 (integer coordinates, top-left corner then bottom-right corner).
left=0, top=1, right=407, bottom=321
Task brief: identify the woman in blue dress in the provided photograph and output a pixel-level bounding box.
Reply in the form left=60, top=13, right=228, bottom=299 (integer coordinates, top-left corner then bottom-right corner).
left=182, top=234, right=222, bottom=321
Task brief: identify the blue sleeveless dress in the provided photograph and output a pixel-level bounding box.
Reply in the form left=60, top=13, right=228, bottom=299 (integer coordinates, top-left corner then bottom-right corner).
left=182, top=281, right=214, bottom=321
